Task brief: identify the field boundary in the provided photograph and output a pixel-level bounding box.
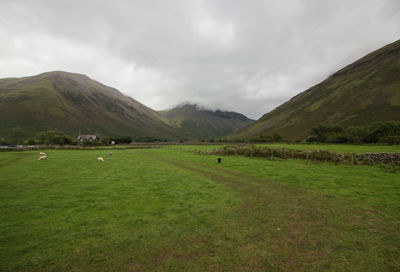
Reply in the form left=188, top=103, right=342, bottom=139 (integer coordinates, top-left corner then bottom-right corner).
left=210, top=145, right=400, bottom=165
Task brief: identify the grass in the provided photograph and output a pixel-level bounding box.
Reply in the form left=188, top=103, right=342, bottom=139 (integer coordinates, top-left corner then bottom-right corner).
left=0, top=146, right=399, bottom=271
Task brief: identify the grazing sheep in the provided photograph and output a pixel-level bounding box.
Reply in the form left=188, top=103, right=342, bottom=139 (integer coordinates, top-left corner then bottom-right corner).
left=109, top=152, right=112, bottom=156
left=40, top=152, right=46, bottom=156
left=38, top=155, right=47, bottom=160
left=98, top=157, right=104, bottom=163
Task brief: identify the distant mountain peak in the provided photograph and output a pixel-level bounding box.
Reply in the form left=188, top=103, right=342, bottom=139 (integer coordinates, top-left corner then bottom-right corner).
left=0, top=71, right=254, bottom=142
left=159, top=103, right=254, bottom=138
left=0, top=71, right=175, bottom=141
left=35, top=70, right=91, bottom=80
left=172, top=102, right=207, bottom=111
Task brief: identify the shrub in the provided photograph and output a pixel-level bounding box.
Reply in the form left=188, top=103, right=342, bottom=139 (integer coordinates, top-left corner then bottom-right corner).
left=309, top=121, right=400, bottom=144
left=37, top=129, right=73, bottom=145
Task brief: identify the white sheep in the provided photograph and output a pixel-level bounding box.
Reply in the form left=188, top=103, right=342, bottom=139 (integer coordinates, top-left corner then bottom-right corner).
left=40, top=152, right=46, bottom=156
left=38, top=155, right=47, bottom=160
left=98, top=157, right=104, bottom=163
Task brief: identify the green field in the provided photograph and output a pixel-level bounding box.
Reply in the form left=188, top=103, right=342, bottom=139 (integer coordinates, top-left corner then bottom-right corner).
left=0, top=146, right=399, bottom=271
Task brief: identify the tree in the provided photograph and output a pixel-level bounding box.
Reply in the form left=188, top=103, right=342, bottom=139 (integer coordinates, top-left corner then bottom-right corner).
left=37, top=129, right=73, bottom=145
left=310, top=124, right=329, bottom=142
left=272, top=133, right=283, bottom=142
left=0, top=137, right=8, bottom=145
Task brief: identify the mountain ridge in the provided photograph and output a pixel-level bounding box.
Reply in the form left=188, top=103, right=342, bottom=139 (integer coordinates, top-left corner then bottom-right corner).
left=0, top=71, right=254, bottom=142
left=0, top=71, right=177, bottom=141
left=234, top=39, right=400, bottom=140
left=159, top=103, right=254, bottom=139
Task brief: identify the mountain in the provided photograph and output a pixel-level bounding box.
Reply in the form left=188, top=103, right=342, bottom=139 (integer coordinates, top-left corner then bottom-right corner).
left=234, top=39, right=400, bottom=141
left=0, top=71, right=176, bottom=141
left=159, top=103, right=254, bottom=139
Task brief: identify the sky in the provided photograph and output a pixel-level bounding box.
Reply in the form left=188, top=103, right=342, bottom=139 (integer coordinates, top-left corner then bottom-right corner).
left=0, top=0, right=399, bottom=119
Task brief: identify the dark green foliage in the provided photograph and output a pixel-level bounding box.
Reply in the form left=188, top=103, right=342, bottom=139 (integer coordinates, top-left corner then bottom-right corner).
left=37, top=129, right=73, bottom=145
left=82, top=139, right=100, bottom=145
left=0, top=137, right=8, bottom=145
left=27, top=139, right=37, bottom=145
left=21, top=139, right=38, bottom=145
left=382, top=136, right=400, bottom=145
left=113, top=136, right=132, bottom=144
left=245, top=133, right=284, bottom=143
left=346, top=126, right=370, bottom=143
left=133, top=136, right=168, bottom=142
left=309, top=121, right=400, bottom=144
left=309, top=124, right=346, bottom=143
left=369, top=121, right=400, bottom=143
left=248, top=135, right=273, bottom=142
left=101, top=135, right=168, bottom=143
left=272, top=133, right=283, bottom=142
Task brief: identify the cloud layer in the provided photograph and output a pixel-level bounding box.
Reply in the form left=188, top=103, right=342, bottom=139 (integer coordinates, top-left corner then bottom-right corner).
left=1, top=0, right=399, bottom=118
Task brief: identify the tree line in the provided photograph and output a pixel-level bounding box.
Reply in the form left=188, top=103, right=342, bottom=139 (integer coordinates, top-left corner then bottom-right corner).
left=307, top=121, right=400, bottom=144
left=0, top=130, right=170, bottom=146
left=1, top=122, right=399, bottom=145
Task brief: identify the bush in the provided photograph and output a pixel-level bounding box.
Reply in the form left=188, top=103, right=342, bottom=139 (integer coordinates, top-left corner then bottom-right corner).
left=22, top=139, right=37, bottom=145
left=309, top=121, right=400, bottom=144
left=380, top=136, right=400, bottom=145
left=0, top=137, right=8, bottom=145
left=272, top=133, right=283, bottom=142
left=82, top=140, right=100, bottom=145
left=37, top=129, right=73, bottom=145
left=133, top=136, right=167, bottom=142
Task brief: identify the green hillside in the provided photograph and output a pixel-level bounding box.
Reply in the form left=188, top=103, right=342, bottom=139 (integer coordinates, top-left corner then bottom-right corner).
left=159, top=103, right=254, bottom=139
left=234, top=39, right=400, bottom=141
left=0, top=71, right=176, bottom=141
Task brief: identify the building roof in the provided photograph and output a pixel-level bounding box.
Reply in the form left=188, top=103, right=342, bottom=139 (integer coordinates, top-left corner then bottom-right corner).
left=77, top=134, right=98, bottom=140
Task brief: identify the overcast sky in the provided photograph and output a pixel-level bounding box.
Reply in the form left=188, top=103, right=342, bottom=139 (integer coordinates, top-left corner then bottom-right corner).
left=1, top=0, right=399, bottom=119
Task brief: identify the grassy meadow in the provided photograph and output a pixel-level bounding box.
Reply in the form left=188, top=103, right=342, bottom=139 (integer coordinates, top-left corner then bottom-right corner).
left=0, top=145, right=399, bottom=271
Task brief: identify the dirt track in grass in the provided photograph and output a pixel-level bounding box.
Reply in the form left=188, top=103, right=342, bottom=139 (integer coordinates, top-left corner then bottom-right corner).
left=142, top=150, right=395, bottom=271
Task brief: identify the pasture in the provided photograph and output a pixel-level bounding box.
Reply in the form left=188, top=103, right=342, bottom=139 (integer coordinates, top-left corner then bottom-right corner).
left=0, top=146, right=399, bottom=271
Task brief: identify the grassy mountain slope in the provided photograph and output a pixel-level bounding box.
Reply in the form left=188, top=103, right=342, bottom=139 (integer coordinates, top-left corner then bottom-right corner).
left=0, top=71, right=176, bottom=141
left=159, top=103, right=254, bottom=139
left=234, top=39, right=400, bottom=141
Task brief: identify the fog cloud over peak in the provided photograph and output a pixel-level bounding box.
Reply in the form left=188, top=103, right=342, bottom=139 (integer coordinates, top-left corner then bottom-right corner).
left=1, top=0, right=399, bottom=118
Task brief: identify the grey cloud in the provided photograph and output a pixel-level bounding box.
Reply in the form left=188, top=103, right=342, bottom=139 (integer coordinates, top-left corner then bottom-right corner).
left=0, top=0, right=399, bottom=118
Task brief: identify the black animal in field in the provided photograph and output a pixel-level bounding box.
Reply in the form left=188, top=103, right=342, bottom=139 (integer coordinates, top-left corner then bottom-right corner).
left=218, top=157, right=221, bottom=163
